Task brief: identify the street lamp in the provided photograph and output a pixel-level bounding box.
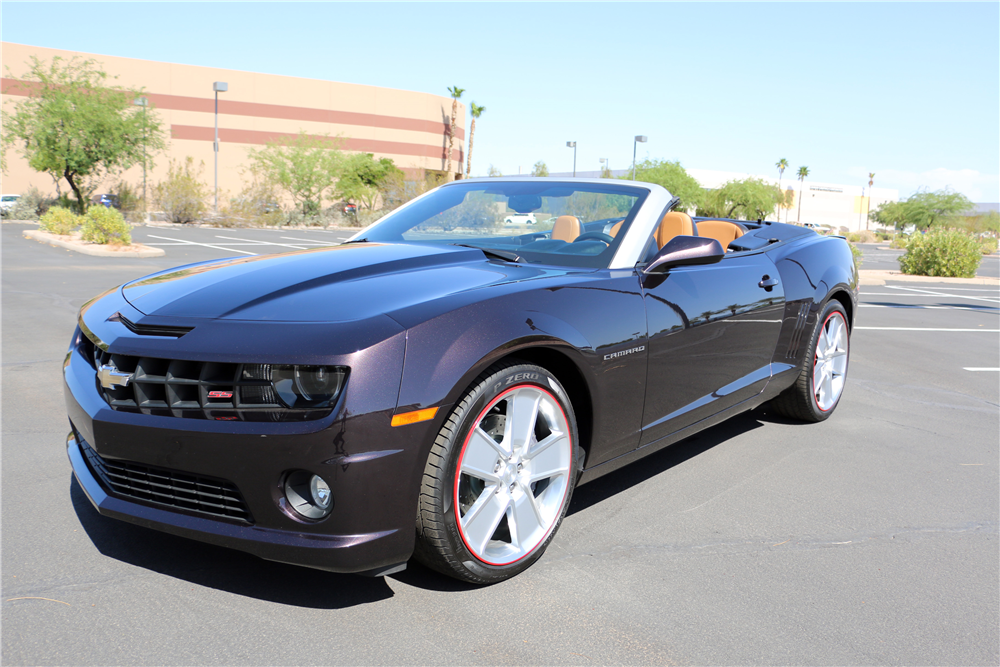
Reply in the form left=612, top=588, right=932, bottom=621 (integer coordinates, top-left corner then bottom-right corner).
left=133, top=97, right=148, bottom=217
left=566, top=141, right=577, bottom=177
left=631, top=135, right=647, bottom=180
left=213, top=81, right=228, bottom=214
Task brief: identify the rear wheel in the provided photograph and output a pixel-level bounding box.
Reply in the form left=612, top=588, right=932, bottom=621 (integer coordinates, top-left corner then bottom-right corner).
left=771, top=300, right=850, bottom=422
left=414, top=362, right=581, bottom=584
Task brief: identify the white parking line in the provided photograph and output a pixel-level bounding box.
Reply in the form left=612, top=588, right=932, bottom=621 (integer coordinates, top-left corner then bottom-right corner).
left=279, top=236, right=338, bottom=245
left=884, top=285, right=1000, bottom=304
left=214, top=235, right=308, bottom=249
left=858, top=303, right=999, bottom=313
left=145, top=234, right=257, bottom=256
left=963, top=367, right=1000, bottom=371
left=855, top=327, right=1000, bottom=332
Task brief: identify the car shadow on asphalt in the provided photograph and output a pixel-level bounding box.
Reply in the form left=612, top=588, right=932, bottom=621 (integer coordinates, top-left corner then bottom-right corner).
left=70, top=477, right=396, bottom=608
left=567, top=406, right=779, bottom=517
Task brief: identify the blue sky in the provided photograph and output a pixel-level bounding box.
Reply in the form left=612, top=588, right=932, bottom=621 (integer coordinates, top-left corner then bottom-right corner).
left=4, top=2, right=998, bottom=201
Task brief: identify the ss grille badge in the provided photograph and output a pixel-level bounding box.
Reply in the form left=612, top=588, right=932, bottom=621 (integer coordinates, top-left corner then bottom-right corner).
left=208, top=391, right=233, bottom=399
left=98, top=363, right=133, bottom=389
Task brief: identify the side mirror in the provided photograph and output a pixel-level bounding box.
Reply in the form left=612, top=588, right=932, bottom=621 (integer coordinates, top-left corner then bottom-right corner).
left=643, top=235, right=724, bottom=274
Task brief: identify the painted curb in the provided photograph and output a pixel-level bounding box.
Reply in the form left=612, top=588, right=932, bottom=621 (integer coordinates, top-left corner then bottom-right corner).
left=23, top=229, right=165, bottom=258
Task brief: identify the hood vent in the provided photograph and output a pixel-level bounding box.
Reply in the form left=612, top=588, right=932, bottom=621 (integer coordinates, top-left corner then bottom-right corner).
left=112, top=312, right=193, bottom=338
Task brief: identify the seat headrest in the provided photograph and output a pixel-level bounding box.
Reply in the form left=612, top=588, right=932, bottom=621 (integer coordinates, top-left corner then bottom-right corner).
left=656, top=211, right=696, bottom=248
left=551, top=215, right=581, bottom=243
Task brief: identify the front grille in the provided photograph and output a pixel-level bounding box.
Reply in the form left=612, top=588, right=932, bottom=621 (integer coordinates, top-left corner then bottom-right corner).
left=79, top=336, right=329, bottom=422
left=79, top=438, right=254, bottom=524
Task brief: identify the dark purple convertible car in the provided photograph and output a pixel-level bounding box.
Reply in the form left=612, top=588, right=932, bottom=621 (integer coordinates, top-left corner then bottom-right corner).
left=64, top=178, right=856, bottom=583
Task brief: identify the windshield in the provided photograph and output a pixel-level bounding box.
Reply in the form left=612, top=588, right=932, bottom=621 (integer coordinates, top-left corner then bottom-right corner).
left=357, top=180, right=648, bottom=268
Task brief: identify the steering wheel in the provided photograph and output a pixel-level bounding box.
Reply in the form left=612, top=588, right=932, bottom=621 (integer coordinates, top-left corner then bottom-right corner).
left=573, top=232, right=614, bottom=244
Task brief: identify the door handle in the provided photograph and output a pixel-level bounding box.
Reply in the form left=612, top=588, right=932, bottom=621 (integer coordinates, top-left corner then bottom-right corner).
left=759, top=275, right=779, bottom=289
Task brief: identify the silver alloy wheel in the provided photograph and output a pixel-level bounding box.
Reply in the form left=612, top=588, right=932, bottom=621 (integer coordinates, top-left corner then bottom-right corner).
left=813, top=311, right=849, bottom=412
left=454, top=385, right=573, bottom=566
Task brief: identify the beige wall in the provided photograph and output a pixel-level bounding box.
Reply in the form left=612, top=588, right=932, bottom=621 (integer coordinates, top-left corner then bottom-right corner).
left=1, top=42, right=465, bottom=204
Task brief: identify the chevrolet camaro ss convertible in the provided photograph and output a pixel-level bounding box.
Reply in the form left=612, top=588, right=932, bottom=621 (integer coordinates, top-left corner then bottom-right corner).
left=64, top=178, right=857, bottom=584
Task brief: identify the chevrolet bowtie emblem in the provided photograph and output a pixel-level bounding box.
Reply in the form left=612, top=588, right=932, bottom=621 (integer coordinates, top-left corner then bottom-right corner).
left=98, top=364, right=133, bottom=389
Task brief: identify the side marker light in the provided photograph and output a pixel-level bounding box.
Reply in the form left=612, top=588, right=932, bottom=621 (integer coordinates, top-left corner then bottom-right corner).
left=391, top=407, right=439, bottom=427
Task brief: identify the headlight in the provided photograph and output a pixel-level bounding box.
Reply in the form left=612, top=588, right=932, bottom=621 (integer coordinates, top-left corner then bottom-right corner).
left=271, top=365, right=347, bottom=408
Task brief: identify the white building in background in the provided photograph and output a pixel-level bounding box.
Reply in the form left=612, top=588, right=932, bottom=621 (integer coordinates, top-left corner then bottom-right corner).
left=549, top=168, right=898, bottom=234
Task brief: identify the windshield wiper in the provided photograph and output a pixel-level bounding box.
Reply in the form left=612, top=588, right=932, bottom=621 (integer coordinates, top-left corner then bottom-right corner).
left=449, top=244, right=521, bottom=263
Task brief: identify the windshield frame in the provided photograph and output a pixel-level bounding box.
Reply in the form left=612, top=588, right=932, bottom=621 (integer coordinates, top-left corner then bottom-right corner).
left=348, top=178, right=655, bottom=269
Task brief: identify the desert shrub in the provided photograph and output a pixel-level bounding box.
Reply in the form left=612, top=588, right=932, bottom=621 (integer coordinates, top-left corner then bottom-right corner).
left=889, top=235, right=908, bottom=249
left=3, top=186, right=57, bottom=221
left=898, top=228, right=981, bottom=278
left=80, top=206, right=131, bottom=245
left=112, top=180, right=145, bottom=222
left=39, top=207, right=81, bottom=235
left=154, top=157, right=209, bottom=223
left=846, top=230, right=876, bottom=243
left=980, top=238, right=998, bottom=255
left=219, top=181, right=286, bottom=228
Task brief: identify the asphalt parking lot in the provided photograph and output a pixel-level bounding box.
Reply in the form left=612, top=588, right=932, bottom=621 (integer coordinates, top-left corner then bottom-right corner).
left=3, top=222, right=998, bottom=666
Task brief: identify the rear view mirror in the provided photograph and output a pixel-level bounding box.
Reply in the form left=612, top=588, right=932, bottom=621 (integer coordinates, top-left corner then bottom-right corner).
left=643, top=235, right=724, bottom=274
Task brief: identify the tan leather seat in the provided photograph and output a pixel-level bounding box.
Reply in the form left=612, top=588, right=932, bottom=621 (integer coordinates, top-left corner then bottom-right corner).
left=609, top=221, right=623, bottom=238
left=655, top=211, right=696, bottom=248
left=551, top=215, right=581, bottom=243
left=697, top=220, right=746, bottom=247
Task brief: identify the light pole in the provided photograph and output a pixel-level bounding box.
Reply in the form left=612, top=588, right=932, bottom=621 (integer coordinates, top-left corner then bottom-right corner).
left=566, top=141, right=577, bottom=177
left=599, top=157, right=608, bottom=177
left=866, top=172, right=875, bottom=230
left=133, top=97, right=148, bottom=217
left=632, top=135, right=647, bottom=180
left=858, top=187, right=865, bottom=230
left=213, top=81, right=228, bottom=214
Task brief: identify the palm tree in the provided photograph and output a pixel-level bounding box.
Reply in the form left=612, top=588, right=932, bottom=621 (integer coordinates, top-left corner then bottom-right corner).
left=866, top=172, right=875, bottom=229
left=775, top=158, right=789, bottom=222
left=465, top=102, right=485, bottom=178
left=446, top=86, right=465, bottom=177
left=796, top=166, right=810, bottom=223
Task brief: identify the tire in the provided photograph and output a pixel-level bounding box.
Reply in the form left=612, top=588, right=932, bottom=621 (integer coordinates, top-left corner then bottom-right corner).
left=414, top=361, right=582, bottom=584
left=771, top=300, right=851, bottom=422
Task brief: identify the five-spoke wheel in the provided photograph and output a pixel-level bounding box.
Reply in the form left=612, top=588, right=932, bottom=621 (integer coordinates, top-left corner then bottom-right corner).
left=414, top=362, right=580, bottom=584
left=771, top=299, right=851, bottom=422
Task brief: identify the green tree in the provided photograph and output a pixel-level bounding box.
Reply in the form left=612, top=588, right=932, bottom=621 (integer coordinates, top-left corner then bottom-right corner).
left=796, top=166, right=810, bottom=223
left=532, top=160, right=549, bottom=177
left=2, top=56, right=166, bottom=213
left=465, top=103, right=485, bottom=178
left=699, top=177, right=785, bottom=221
left=775, top=158, right=789, bottom=221
left=626, top=159, right=704, bottom=211
left=335, top=153, right=405, bottom=211
left=246, top=132, right=342, bottom=216
left=487, top=164, right=503, bottom=177
left=871, top=188, right=975, bottom=231
left=446, top=86, right=465, bottom=177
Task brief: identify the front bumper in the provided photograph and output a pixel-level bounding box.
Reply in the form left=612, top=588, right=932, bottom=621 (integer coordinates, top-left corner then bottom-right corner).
left=67, top=430, right=404, bottom=575
left=62, top=302, right=447, bottom=576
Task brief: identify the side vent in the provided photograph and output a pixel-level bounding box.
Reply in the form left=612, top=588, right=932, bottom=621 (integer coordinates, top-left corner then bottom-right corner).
left=785, top=302, right=811, bottom=359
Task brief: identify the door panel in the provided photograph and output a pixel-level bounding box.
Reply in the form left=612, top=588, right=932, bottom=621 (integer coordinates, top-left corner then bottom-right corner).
left=639, top=253, right=785, bottom=446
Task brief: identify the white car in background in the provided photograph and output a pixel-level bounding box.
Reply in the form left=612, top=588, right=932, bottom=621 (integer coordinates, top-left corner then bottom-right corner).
left=1, top=194, right=20, bottom=213
left=503, top=212, right=536, bottom=225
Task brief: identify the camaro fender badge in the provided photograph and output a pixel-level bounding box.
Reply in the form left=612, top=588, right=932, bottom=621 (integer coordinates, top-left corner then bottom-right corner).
left=97, top=363, right=133, bottom=389
left=603, top=345, right=645, bottom=362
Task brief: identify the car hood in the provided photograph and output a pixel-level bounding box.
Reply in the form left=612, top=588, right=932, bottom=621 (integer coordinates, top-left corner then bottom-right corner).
left=121, top=242, right=571, bottom=323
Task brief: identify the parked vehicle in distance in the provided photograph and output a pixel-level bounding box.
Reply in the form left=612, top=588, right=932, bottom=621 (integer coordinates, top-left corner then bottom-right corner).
left=503, top=212, right=536, bottom=225
left=64, top=178, right=857, bottom=584
left=91, top=194, right=120, bottom=209
left=1, top=194, right=21, bottom=213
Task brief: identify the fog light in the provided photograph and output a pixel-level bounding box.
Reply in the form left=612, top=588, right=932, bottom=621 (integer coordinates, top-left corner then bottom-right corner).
left=284, top=470, right=333, bottom=520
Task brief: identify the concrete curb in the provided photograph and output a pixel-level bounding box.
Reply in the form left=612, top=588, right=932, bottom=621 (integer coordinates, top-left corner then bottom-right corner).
left=23, top=229, right=165, bottom=258
left=142, top=221, right=362, bottom=232
left=859, top=269, right=999, bottom=287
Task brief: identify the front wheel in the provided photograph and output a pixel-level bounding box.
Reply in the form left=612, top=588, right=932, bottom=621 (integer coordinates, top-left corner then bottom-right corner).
left=771, top=300, right=851, bottom=422
left=414, top=362, right=581, bottom=584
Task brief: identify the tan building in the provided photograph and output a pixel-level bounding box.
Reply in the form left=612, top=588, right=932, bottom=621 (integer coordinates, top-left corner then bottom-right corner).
left=1, top=42, right=465, bottom=205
